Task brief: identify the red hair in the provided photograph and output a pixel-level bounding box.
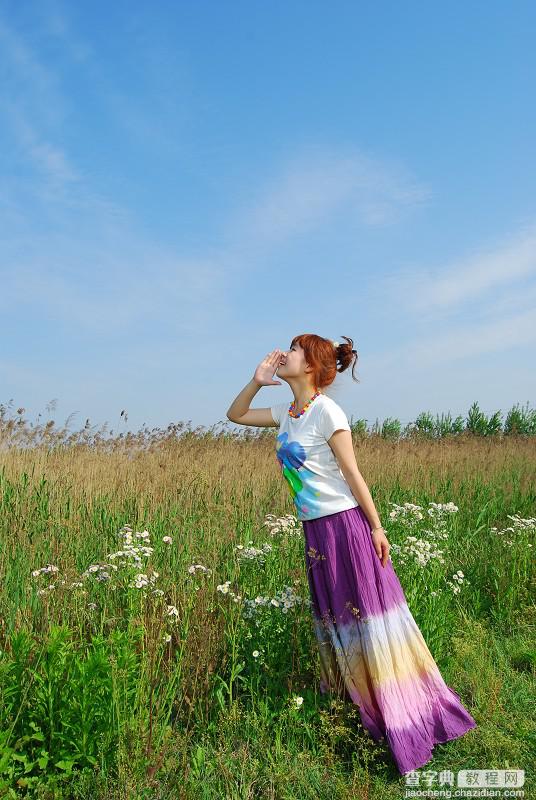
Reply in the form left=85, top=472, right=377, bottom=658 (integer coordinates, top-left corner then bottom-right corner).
left=289, top=334, right=359, bottom=389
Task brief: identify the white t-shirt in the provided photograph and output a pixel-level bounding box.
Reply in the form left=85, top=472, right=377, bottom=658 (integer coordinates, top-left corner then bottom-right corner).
left=270, top=393, right=359, bottom=522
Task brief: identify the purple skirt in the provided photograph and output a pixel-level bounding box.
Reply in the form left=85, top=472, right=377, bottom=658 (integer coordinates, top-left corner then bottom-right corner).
left=302, top=504, right=476, bottom=775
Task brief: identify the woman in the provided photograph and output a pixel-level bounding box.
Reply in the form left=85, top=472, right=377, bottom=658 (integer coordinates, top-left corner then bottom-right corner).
left=226, top=333, right=476, bottom=775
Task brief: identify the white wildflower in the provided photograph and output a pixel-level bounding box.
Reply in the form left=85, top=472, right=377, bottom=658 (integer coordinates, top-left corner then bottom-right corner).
left=263, top=513, right=301, bottom=537
left=188, top=563, right=212, bottom=575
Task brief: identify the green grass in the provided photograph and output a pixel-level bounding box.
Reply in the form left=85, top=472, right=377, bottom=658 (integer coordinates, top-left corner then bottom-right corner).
left=0, top=433, right=534, bottom=798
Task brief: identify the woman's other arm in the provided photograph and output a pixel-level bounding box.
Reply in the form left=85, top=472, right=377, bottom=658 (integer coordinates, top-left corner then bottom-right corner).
left=328, top=429, right=391, bottom=568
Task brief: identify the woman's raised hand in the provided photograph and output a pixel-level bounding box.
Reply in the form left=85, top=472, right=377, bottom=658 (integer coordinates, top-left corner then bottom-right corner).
left=253, top=349, right=284, bottom=387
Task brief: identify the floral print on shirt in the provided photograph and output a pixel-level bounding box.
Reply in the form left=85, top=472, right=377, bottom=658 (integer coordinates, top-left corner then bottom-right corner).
left=275, top=431, right=323, bottom=518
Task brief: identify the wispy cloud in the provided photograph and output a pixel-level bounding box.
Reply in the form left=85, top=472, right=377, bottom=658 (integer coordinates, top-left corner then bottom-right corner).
left=0, top=14, right=66, bottom=128
left=1, top=246, right=229, bottom=332
left=8, top=107, right=80, bottom=185
left=405, top=307, right=536, bottom=368
left=0, top=11, right=87, bottom=206
left=38, top=1, right=93, bottom=63
left=224, top=144, right=432, bottom=248
left=0, top=11, right=229, bottom=334
left=379, top=218, right=536, bottom=315
left=369, top=218, right=536, bottom=370
left=0, top=9, right=433, bottom=339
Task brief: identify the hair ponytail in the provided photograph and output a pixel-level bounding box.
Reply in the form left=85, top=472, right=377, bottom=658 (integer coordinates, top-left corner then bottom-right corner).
left=334, top=335, right=359, bottom=383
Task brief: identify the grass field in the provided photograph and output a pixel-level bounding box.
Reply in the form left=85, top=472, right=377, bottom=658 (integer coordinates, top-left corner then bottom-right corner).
left=0, top=420, right=535, bottom=798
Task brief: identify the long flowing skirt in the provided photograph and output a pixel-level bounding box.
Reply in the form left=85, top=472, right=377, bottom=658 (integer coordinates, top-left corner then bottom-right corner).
left=302, top=504, right=476, bottom=775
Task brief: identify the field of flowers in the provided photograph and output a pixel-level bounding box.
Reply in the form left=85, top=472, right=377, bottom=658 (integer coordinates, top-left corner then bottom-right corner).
left=0, top=420, right=534, bottom=799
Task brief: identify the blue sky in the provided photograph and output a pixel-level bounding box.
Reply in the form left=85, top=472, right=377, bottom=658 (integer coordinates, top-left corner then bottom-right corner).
left=1, top=0, right=535, bottom=435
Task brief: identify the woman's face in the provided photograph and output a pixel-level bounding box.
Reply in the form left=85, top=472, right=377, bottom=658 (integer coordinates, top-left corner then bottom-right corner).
left=276, top=341, right=308, bottom=378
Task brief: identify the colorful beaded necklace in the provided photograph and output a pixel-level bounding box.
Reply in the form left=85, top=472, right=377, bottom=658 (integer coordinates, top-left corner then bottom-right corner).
left=288, top=388, right=321, bottom=418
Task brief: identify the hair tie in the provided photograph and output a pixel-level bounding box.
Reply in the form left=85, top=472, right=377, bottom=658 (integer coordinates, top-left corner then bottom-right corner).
left=332, top=340, right=357, bottom=355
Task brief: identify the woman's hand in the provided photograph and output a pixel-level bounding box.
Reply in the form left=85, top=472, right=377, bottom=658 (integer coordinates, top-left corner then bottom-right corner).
left=372, top=529, right=390, bottom=568
left=253, top=349, right=284, bottom=387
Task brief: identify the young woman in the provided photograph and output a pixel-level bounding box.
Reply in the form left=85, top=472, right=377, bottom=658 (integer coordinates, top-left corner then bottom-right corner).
left=226, top=333, right=476, bottom=775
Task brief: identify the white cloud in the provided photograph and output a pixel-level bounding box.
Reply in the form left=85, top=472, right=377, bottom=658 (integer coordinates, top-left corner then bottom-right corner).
left=8, top=109, right=80, bottom=184
left=39, top=1, right=93, bottom=62
left=0, top=225, right=229, bottom=343
left=225, top=144, right=432, bottom=247
left=0, top=12, right=230, bottom=334
left=369, top=218, right=536, bottom=371
left=405, top=307, right=536, bottom=368
left=0, top=15, right=66, bottom=129
left=379, top=218, right=536, bottom=314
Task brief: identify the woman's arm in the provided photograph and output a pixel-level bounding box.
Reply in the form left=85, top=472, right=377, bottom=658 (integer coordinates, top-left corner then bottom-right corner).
left=226, top=349, right=283, bottom=424
left=226, top=378, right=263, bottom=421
